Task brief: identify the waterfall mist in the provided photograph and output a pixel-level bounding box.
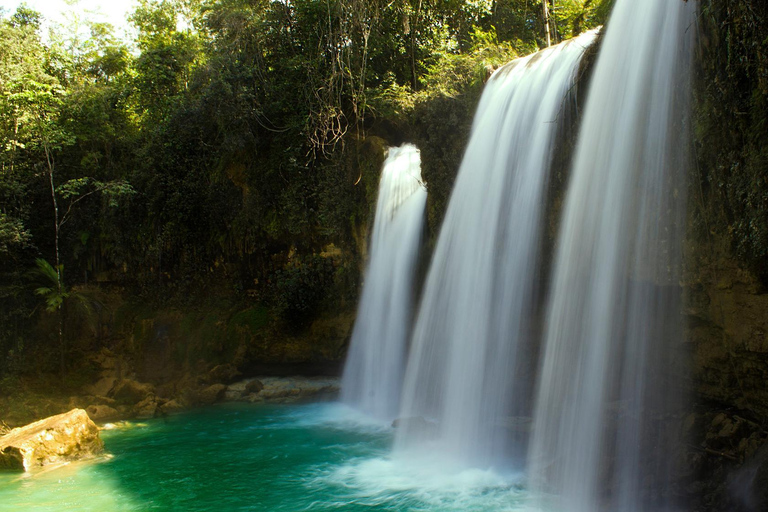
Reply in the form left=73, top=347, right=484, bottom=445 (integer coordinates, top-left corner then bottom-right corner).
left=528, top=1, right=696, bottom=510
left=394, top=31, right=597, bottom=469
left=341, top=144, right=427, bottom=421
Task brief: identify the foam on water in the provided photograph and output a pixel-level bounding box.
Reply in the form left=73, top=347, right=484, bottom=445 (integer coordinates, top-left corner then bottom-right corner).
left=314, top=454, right=527, bottom=511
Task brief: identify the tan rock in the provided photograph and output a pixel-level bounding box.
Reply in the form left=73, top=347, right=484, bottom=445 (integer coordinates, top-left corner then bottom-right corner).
left=0, top=409, right=103, bottom=471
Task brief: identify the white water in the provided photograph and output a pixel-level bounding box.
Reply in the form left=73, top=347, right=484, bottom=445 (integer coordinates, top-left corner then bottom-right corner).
left=394, top=31, right=597, bottom=469
left=528, top=1, right=696, bottom=511
left=341, top=144, right=427, bottom=420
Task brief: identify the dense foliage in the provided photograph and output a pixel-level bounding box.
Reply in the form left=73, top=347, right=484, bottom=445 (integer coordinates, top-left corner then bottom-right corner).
left=694, top=0, right=768, bottom=285
left=0, top=0, right=607, bottom=379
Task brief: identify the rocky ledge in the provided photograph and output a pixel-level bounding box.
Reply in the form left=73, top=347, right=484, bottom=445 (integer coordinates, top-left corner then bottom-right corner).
left=0, top=409, right=103, bottom=471
left=225, top=376, right=340, bottom=403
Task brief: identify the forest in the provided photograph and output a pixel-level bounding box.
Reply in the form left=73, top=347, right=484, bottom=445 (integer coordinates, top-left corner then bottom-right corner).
left=0, top=0, right=609, bottom=385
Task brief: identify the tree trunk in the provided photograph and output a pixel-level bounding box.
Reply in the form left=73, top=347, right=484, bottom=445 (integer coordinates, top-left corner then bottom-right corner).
left=44, top=142, right=65, bottom=376
left=543, top=0, right=551, bottom=47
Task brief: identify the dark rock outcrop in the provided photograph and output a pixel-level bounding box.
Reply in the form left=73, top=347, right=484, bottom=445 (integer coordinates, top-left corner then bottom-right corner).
left=111, top=379, right=155, bottom=405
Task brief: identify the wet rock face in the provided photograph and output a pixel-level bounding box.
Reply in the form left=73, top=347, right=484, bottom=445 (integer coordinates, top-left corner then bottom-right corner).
left=0, top=409, right=103, bottom=471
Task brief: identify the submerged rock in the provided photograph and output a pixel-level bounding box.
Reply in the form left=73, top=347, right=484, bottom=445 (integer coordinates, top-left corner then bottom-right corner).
left=0, top=409, right=103, bottom=471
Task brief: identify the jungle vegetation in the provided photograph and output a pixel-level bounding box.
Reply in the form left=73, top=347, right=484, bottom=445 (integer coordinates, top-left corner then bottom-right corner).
left=0, top=0, right=609, bottom=380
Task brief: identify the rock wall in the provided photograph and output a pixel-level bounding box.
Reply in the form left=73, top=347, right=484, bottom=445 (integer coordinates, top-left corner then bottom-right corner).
left=687, top=0, right=768, bottom=422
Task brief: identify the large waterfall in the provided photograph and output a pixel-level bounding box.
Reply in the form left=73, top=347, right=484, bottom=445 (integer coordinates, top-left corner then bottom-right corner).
left=394, top=31, right=597, bottom=468
left=341, top=144, right=427, bottom=421
left=528, top=1, right=696, bottom=511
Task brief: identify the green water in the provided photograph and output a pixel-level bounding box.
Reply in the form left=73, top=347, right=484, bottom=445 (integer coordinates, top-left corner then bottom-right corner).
left=0, top=403, right=528, bottom=511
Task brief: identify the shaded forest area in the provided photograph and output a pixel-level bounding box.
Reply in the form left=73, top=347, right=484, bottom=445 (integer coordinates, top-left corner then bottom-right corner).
left=0, top=1, right=610, bottom=389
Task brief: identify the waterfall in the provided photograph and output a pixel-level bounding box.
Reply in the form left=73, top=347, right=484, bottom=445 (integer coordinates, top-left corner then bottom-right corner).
left=394, top=31, right=597, bottom=469
left=528, top=1, right=696, bottom=510
left=341, top=144, right=427, bottom=421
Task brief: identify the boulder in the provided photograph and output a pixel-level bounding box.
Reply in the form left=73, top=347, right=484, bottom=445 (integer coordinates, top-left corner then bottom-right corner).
left=133, top=396, right=159, bottom=419
left=111, top=379, right=155, bottom=405
left=86, top=405, right=120, bottom=423
left=243, top=379, right=264, bottom=395
left=0, top=409, right=103, bottom=471
left=197, top=384, right=227, bottom=405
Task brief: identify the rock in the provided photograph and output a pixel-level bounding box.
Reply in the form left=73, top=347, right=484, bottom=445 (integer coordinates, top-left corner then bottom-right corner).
left=197, top=384, right=227, bottom=405
left=92, top=395, right=117, bottom=406
left=244, top=379, right=264, bottom=395
left=0, top=409, right=103, bottom=471
left=133, top=396, right=159, bottom=419
left=158, top=399, right=185, bottom=416
left=221, top=378, right=262, bottom=400
left=206, top=364, right=241, bottom=385
left=86, top=405, right=120, bottom=422
left=111, top=379, right=155, bottom=405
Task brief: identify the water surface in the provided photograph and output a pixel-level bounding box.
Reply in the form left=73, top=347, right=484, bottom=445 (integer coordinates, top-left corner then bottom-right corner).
left=0, top=403, right=527, bottom=511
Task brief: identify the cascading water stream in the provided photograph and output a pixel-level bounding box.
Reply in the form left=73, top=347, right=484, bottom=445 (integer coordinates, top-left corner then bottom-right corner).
left=341, top=144, right=427, bottom=421
left=394, top=31, right=597, bottom=469
left=528, top=1, right=696, bottom=511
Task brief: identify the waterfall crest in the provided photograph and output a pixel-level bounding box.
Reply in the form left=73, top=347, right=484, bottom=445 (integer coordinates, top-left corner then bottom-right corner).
left=341, top=144, right=427, bottom=421
left=528, top=1, right=696, bottom=510
left=394, top=31, right=597, bottom=469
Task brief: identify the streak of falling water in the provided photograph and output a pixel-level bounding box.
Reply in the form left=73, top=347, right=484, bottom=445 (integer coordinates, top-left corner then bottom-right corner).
left=341, top=144, right=427, bottom=421
left=528, top=1, right=696, bottom=511
left=394, top=31, right=598, bottom=469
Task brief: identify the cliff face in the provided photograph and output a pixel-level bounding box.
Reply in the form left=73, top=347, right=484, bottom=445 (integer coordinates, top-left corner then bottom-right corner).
left=686, top=0, right=768, bottom=423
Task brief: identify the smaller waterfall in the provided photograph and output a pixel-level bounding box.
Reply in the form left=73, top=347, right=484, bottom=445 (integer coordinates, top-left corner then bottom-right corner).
left=395, top=30, right=597, bottom=469
left=341, top=144, right=427, bottom=421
